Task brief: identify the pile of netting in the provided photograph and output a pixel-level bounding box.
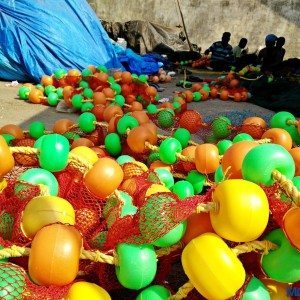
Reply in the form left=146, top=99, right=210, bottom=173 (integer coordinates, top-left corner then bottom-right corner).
left=1, top=65, right=299, bottom=299
left=0, top=103, right=300, bottom=299
left=245, top=76, right=300, bottom=116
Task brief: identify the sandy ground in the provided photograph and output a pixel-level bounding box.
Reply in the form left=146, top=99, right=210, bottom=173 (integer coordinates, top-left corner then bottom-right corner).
left=0, top=72, right=274, bottom=131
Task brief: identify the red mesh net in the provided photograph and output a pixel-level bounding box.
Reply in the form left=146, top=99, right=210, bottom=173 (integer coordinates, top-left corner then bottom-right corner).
left=0, top=263, right=27, bottom=300
left=104, top=192, right=210, bottom=250
left=1, top=167, right=41, bottom=246
left=55, top=167, right=104, bottom=247
left=239, top=124, right=266, bottom=139
left=24, top=280, right=71, bottom=300
left=0, top=152, right=294, bottom=298
left=263, top=183, right=291, bottom=228
left=172, top=160, right=196, bottom=175
left=179, top=110, right=202, bottom=134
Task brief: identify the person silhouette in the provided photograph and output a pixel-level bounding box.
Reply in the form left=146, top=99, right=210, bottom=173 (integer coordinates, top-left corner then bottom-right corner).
left=258, top=34, right=278, bottom=71
left=275, top=36, right=286, bottom=64
left=204, top=32, right=234, bottom=71
left=233, top=38, right=248, bottom=60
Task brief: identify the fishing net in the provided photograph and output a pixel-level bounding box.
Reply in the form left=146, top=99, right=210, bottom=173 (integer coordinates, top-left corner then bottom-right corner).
left=0, top=112, right=294, bottom=300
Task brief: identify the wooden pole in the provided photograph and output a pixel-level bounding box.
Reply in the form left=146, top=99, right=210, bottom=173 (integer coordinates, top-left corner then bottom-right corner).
left=176, top=0, right=192, bottom=51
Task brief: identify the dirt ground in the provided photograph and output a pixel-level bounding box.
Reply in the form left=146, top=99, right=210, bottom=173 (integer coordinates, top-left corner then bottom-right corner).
left=0, top=72, right=274, bottom=132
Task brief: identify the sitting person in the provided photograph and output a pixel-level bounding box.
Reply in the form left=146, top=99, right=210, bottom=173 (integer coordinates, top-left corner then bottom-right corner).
left=275, top=36, right=286, bottom=64
left=258, top=34, right=278, bottom=71
left=233, top=38, right=248, bottom=60
left=204, top=32, right=234, bottom=71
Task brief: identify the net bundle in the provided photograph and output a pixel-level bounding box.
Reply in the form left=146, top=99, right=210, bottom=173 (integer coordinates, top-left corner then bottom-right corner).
left=104, top=191, right=210, bottom=250
left=1, top=167, right=41, bottom=246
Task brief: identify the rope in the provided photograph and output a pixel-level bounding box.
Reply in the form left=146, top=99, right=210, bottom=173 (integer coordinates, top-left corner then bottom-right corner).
left=204, top=180, right=214, bottom=187
left=10, top=147, right=38, bottom=155
left=131, top=161, right=148, bottom=172
left=173, top=173, right=186, bottom=179
left=80, top=249, right=117, bottom=265
left=239, top=75, right=263, bottom=81
left=272, top=170, right=300, bottom=204
left=157, top=134, right=169, bottom=140
left=188, top=140, right=198, bottom=146
left=94, top=121, right=108, bottom=128
left=0, top=246, right=117, bottom=265
left=67, top=124, right=79, bottom=131
left=145, top=142, right=159, bottom=152
left=156, top=242, right=183, bottom=258
left=0, top=245, right=30, bottom=260
left=68, top=152, right=93, bottom=174
left=175, top=152, right=194, bottom=163
left=256, top=138, right=272, bottom=144
left=196, top=202, right=216, bottom=213
left=232, top=240, right=277, bottom=256
left=168, top=281, right=194, bottom=300
left=37, top=184, right=50, bottom=196
left=286, top=119, right=298, bottom=126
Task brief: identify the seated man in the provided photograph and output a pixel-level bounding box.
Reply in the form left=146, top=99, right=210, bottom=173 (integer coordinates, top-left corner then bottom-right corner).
left=275, top=36, right=286, bottom=64
left=233, top=38, right=248, bottom=60
left=204, top=32, right=234, bottom=71
left=258, top=34, right=278, bottom=71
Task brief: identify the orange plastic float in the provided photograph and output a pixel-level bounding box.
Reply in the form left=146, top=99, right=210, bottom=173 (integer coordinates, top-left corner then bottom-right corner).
left=84, top=157, right=124, bottom=198
left=29, top=224, right=82, bottom=286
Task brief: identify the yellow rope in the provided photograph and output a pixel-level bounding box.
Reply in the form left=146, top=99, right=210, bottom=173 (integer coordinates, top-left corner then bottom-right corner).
left=286, top=119, right=298, bottom=126
left=172, top=173, right=186, bottom=179
left=204, top=180, right=214, bottom=187
left=0, top=245, right=30, bottom=259
left=232, top=240, right=277, bottom=256
left=272, top=170, right=300, bottom=204
left=10, top=147, right=38, bottom=155
left=67, top=124, right=79, bottom=131
left=175, top=152, right=194, bottom=163
left=168, top=281, right=194, bottom=300
left=94, top=121, right=108, bottom=128
left=157, top=134, right=168, bottom=140
left=37, top=184, right=50, bottom=196
left=188, top=140, right=198, bottom=146
left=68, top=152, right=93, bottom=174
left=80, top=249, right=117, bottom=265
left=256, top=138, right=272, bottom=144
left=145, top=141, right=159, bottom=152
left=156, top=242, right=183, bottom=258
left=0, top=246, right=117, bottom=264
left=196, top=202, right=216, bottom=213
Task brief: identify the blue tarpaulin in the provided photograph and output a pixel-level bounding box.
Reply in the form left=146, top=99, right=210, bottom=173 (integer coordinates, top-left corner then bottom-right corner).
left=112, top=42, right=160, bottom=75
left=0, top=0, right=122, bottom=82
